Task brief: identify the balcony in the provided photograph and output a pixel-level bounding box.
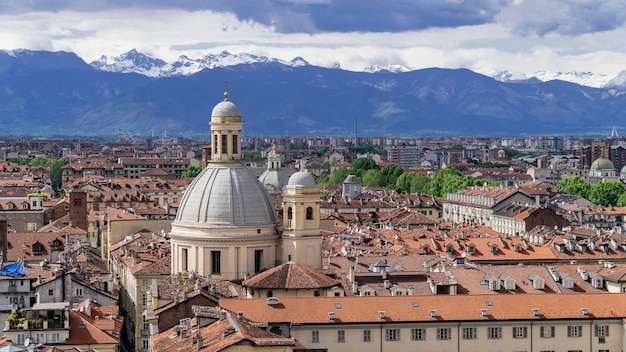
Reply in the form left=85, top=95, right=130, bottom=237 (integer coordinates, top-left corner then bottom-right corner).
left=4, top=302, right=70, bottom=331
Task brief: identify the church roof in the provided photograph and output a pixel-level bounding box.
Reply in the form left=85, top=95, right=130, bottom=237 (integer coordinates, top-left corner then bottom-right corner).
left=173, top=163, right=277, bottom=228
left=590, top=157, right=614, bottom=170
left=242, top=262, right=339, bottom=289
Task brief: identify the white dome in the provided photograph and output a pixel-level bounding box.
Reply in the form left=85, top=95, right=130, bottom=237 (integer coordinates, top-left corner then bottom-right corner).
left=288, top=171, right=316, bottom=187
left=173, top=163, right=277, bottom=228
left=259, top=169, right=290, bottom=194
left=211, top=99, right=241, bottom=118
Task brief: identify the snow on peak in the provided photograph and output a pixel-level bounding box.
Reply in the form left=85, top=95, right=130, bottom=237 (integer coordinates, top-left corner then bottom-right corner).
left=89, top=50, right=310, bottom=77
left=604, top=70, right=626, bottom=89
left=364, top=64, right=409, bottom=73
left=491, top=70, right=611, bottom=88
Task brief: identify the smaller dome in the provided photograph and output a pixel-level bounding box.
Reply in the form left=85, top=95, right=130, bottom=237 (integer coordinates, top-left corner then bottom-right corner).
left=621, top=165, right=626, bottom=174
left=288, top=171, right=316, bottom=187
left=590, top=157, right=614, bottom=170
left=259, top=169, right=290, bottom=194
left=211, top=93, right=241, bottom=117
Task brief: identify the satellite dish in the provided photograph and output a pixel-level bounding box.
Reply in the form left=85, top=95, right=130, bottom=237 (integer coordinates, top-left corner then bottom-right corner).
left=24, top=338, right=30, bottom=347
left=461, top=251, right=467, bottom=258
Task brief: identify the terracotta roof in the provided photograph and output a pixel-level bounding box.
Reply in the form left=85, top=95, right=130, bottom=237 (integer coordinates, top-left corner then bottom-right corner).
left=151, top=313, right=295, bottom=352
left=220, top=292, right=626, bottom=324
left=243, top=262, right=339, bottom=289
left=6, top=232, right=65, bottom=262
left=65, top=310, right=119, bottom=345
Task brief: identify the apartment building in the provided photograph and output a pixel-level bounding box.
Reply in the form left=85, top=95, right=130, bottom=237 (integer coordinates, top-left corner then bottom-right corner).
left=221, top=293, right=626, bottom=352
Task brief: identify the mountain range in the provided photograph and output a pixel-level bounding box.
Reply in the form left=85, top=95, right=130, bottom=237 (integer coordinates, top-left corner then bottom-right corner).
left=1, top=48, right=626, bottom=137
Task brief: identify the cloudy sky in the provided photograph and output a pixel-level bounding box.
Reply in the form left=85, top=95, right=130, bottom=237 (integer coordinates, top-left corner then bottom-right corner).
left=1, top=0, right=625, bottom=79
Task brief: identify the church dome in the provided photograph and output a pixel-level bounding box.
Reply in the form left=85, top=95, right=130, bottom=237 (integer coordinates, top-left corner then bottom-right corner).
left=590, top=157, right=614, bottom=170
left=288, top=171, right=316, bottom=187
left=173, top=163, right=277, bottom=228
left=620, top=165, right=626, bottom=174
left=259, top=169, right=290, bottom=194
left=211, top=93, right=241, bottom=117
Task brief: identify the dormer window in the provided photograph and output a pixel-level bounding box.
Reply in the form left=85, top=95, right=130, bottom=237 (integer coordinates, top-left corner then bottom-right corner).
left=21, top=203, right=28, bottom=209
left=7, top=203, right=14, bottom=210
left=32, top=243, right=43, bottom=255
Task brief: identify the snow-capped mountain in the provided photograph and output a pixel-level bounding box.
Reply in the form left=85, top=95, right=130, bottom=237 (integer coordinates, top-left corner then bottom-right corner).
left=91, top=49, right=626, bottom=90
left=605, top=70, right=626, bottom=89
left=90, top=49, right=311, bottom=77
left=491, top=70, right=611, bottom=88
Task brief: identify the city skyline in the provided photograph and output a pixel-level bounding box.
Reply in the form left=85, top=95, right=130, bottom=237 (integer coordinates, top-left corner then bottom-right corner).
left=1, top=0, right=625, bottom=82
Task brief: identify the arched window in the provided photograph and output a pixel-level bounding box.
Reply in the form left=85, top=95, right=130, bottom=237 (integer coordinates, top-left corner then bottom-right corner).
left=287, top=207, right=293, bottom=220
left=306, top=207, right=313, bottom=220
left=266, top=290, right=273, bottom=298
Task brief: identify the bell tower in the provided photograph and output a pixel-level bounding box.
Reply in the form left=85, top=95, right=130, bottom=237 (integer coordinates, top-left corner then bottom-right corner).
left=281, top=171, right=322, bottom=269
left=210, top=91, right=242, bottom=162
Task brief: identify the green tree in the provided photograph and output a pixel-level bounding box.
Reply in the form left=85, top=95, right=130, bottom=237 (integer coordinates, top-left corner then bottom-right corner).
left=180, top=165, right=202, bottom=178
left=381, top=164, right=404, bottom=188
left=426, top=166, right=490, bottom=198
left=329, top=167, right=351, bottom=185
left=351, top=157, right=379, bottom=177
left=321, top=161, right=331, bottom=174
left=315, top=174, right=330, bottom=185
left=411, top=172, right=431, bottom=194
left=588, top=181, right=626, bottom=206
left=617, top=192, right=626, bottom=207
left=395, top=172, right=414, bottom=193
left=361, top=169, right=386, bottom=187
left=554, top=176, right=591, bottom=198
left=47, top=159, right=68, bottom=191
left=428, top=167, right=463, bottom=198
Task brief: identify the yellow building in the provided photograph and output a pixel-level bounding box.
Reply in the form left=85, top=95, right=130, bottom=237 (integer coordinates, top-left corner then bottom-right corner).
left=222, top=293, right=626, bottom=352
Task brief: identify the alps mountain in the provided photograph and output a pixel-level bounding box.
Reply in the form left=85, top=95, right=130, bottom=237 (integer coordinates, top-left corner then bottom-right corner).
left=91, top=49, right=621, bottom=88
left=90, top=50, right=310, bottom=78
left=2, top=49, right=626, bottom=137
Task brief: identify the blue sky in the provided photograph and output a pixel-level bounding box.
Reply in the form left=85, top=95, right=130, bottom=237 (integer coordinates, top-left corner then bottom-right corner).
left=1, top=0, right=625, bottom=78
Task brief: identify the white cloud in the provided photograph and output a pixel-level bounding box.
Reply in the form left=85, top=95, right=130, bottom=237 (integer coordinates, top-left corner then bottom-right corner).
left=0, top=4, right=626, bottom=82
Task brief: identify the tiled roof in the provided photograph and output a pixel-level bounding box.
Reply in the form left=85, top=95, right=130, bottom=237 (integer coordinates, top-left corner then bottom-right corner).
left=220, top=292, right=626, bottom=324
left=243, top=262, right=339, bottom=289
left=151, top=313, right=295, bottom=352
left=64, top=310, right=119, bottom=345
left=6, top=232, right=65, bottom=262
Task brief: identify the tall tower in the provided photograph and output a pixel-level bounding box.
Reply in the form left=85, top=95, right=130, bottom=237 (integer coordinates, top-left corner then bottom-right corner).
left=211, top=92, right=242, bottom=162
left=282, top=171, right=322, bottom=269
left=69, top=190, right=88, bottom=231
